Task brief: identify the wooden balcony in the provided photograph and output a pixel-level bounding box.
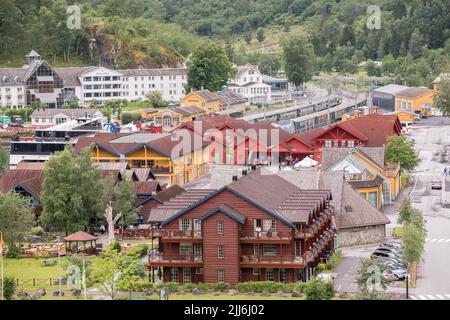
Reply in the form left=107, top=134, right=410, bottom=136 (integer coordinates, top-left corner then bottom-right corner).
left=239, top=230, right=292, bottom=243
left=293, top=228, right=314, bottom=239
left=240, top=255, right=306, bottom=268
left=148, top=253, right=203, bottom=267
left=152, top=229, right=203, bottom=242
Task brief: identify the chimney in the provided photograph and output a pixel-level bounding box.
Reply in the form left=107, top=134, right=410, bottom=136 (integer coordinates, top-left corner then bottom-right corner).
left=232, top=175, right=238, bottom=182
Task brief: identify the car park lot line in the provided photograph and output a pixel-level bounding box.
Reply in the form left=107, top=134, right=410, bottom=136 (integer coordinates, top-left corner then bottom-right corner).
left=409, top=294, right=450, bottom=300
left=424, top=238, right=450, bottom=243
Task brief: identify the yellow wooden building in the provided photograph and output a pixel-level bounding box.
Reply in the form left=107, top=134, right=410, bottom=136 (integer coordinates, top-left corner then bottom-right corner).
left=394, top=87, right=434, bottom=115
left=75, top=132, right=211, bottom=186
left=142, top=106, right=205, bottom=128
left=181, top=89, right=222, bottom=114
left=325, top=147, right=401, bottom=209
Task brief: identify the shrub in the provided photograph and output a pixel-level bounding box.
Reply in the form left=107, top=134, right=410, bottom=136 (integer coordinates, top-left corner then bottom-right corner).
left=156, top=282, right=180, bottom=292
left=304, top=277, right=335, bottom=300
left=326, top=251, right=343, bottom=270
left=31, top=226, right=45, bottom=237
left=210, top=282, right=229, bottom=292
left=138, top=282, right=154, bottom=292
left=127, top=244, right=149, bottom=258
left=392, top=227, right=404, bottom=239
left=6, top=246, right=21, bottom=259
left=3, top=276, right=16, bottom=300
left=110, top=241, right=122, bottom=252
left=236, top=281, right=286, bottom=293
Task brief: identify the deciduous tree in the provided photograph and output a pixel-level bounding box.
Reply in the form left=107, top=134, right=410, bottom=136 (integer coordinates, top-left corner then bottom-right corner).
left=282, top=35, right=315, bottom=88
left=385, top=135, right=420, bottom=172
left=0, top=192, right=35, bottom=249
left=186, top=43, right=234, bottom=92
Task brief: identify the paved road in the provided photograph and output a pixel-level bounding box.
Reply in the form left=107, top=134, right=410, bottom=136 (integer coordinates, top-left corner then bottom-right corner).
left=407, top=117, right=450, bottom=300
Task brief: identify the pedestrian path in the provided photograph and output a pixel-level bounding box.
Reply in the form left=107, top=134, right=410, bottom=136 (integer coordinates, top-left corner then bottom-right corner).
left=409, top=293, right=450, bottom=300
left=425, top=238, right=450, bottom=243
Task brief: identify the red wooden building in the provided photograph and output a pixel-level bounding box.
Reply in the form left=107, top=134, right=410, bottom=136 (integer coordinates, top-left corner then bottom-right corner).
left=300, top=113, right=402, bottom=164
left=147, top=168, right=335, bottom=286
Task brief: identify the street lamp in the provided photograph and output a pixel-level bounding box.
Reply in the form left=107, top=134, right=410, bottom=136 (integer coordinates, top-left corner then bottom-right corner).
left=405, top=272, right=409, bottom=299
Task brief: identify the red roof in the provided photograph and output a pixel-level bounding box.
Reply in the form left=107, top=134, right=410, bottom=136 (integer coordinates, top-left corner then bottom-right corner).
left=0, top=169, right=45, bottom=193
left=64, top=231, right=97, bottom=242
left=308, top=113, right=401, bottom=147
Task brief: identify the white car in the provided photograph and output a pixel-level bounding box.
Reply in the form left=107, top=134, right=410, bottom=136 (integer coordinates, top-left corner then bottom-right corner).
left=431, top=180, right=442, bottom=190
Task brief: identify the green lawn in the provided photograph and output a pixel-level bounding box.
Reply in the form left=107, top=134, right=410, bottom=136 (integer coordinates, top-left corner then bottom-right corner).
left=3, top=256, right=98, bottom=291
left=4, top=257, right=68, bottom=279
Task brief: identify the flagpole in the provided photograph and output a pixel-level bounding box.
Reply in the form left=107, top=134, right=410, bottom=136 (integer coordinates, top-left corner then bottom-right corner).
left=1, top=232, right=4, bottom=301
left=82, top=255, right=87, bottom=300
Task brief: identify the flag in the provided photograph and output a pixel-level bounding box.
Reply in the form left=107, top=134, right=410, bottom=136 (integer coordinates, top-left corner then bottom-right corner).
left=0, top=232, right=3, bottom=255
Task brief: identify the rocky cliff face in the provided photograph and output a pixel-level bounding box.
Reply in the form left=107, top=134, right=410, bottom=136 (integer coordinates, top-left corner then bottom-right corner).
left=83, top=24, right=184, bottom=69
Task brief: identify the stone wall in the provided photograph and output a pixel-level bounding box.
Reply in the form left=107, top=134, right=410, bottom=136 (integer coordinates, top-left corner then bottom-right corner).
left=337, top=224, right=386, bottom=247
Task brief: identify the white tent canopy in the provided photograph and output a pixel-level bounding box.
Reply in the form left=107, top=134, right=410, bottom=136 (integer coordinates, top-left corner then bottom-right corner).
left=294, top=156, right=318, bottom=168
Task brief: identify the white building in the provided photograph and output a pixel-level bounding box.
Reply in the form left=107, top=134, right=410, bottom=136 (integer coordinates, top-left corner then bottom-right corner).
left=0, top=79, right=26, bottom=109
left=228, top=64, right=272, bottom=103
left=0, top=50, right=64, bottom=108
left=30, top=108, right=104, bottom=126
left=55, top=66, right=187, bottom=106
left=0, top=50, right=188, bottom=108
left=120, top=68, right=187, bottom=102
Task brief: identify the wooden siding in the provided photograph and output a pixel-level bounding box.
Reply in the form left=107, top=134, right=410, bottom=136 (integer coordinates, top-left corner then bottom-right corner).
left=202, top=212, right=240, bottom=285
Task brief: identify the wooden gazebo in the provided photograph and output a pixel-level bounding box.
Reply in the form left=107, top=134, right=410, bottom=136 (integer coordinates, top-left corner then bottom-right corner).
left=64, top=231, right=98, bottom=255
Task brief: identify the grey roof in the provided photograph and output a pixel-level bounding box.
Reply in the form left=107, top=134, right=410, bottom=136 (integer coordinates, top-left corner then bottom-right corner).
left=373, top=84, right=409, bottom=95
left=109, top=133, right=170, bottom=144
left=348, top=174, right=385, bottom=188
left=119, top=68, right=187, bottom=77
left=262, top=74, right=288, bottom=84
left=337, top=181, right=390, bottom=228
left=321, top=147, right=385, bottom=171
left=395, top=87, right=433, bottom=98
left=194, top=90, right=220, bottom=102
left=319, top=171, right=389, bottom=229
left=216, top=90, right=246, bottom=106
left=31, top=108, right=103, bottom=118
left=54, top=67, right=95, bottom=86
left=26, top=50, right=41, bottom=58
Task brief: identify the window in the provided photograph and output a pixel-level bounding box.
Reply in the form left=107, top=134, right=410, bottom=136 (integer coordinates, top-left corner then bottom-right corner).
left=263, top=244, right=277, bottom=256
left=180, top=218, right=192, bottom=231
left=341, top=141, right=347, bottom=147
left=368, top=192, right=378, bottom=208
left=183, top=268, right=191, bottom=283
left=266, top=268, right=274, bottom=281
left=170, top=268, right=178, bottom=283
left=196, top=268, right=203, bottom=275
left=348, top=140, right=355, bottom=148
left=333, top=141, right=339, bottom=147
left=217, top=245, right=224, bottom=258
left=262, top=219, right=276, bottom=232
left=280, top=269, right=287, bottom=282
left=217, top=221, right=224, bottom=235
left=325, top=140, right=332, bottom=148
left=180, top=243, right=193, bottom=256
left=253, top=268, right=260, bottom=276
left=218, top=270, right=225, bottom=283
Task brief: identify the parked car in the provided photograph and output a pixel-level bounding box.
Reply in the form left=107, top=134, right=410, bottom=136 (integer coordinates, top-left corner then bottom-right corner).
left=431, top=180, right=442, bottom=190
left=383, top=268, right=407, bottom=281
left=383, top=260, right=407, bottom=271
left=377, top=246, right=403, bottom=255
left=374, top=255, right=407, bottom=267
left=380, top=242, right=404, bottom=252
left=371, top=250, right=398, bottom=260
left=414, top=114, right=422, bottom=121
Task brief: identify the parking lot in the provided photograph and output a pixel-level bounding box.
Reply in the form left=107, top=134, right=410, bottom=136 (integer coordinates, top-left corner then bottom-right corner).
left=334, top=117, right=450, bottom=299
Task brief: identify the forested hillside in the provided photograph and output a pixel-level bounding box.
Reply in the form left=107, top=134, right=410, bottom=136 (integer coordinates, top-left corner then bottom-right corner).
left=1, top=0, right=449, bottom=86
